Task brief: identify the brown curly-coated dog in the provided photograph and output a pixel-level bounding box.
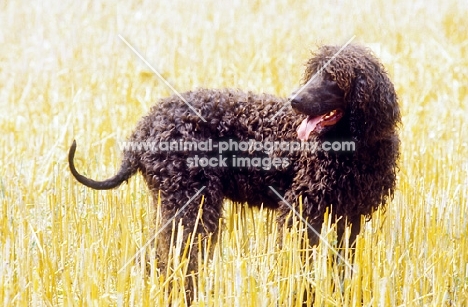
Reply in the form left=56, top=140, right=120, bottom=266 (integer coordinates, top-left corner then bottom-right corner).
left=69, top=44, right=400, bottom=293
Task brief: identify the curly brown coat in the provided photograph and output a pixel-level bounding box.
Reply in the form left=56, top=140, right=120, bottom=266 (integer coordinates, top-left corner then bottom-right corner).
left=69, top=43, right=400, bottom=279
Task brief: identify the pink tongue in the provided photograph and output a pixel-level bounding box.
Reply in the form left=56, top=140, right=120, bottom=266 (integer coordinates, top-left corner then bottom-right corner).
left=297, top=116, right=322, bottom=141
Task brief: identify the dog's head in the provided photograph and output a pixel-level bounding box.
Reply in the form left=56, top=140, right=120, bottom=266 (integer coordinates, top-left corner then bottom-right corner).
left=290, top=44, right=400, bottom=142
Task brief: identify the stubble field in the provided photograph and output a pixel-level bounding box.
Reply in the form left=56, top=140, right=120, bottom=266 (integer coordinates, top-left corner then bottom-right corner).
left=1, top=0, right=468, bottom=306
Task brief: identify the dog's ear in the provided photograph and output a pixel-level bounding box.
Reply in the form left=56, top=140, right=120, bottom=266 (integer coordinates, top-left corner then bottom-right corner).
left=348, top=75, right=370, bottom=143
left=348, top=67, right=400, bottom=143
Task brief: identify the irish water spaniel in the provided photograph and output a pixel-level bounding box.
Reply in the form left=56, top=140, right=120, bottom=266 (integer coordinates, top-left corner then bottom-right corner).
left=69, top=44, right=400, bottom=275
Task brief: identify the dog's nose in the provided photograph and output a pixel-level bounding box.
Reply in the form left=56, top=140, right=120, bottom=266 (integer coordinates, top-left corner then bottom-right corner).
left=289, top=95, right=302, bottom=106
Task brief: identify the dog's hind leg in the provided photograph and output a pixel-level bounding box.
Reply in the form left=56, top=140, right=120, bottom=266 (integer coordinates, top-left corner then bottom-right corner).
left=151, top=171, right=224, bottom=303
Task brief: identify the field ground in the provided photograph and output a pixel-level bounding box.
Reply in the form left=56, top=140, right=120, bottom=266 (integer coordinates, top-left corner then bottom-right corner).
left=1, top=0, right=468, bottom=306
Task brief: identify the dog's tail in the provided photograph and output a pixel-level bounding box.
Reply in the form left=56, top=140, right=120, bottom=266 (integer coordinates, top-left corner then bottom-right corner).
left=68, top=140, right=137, bottom=190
